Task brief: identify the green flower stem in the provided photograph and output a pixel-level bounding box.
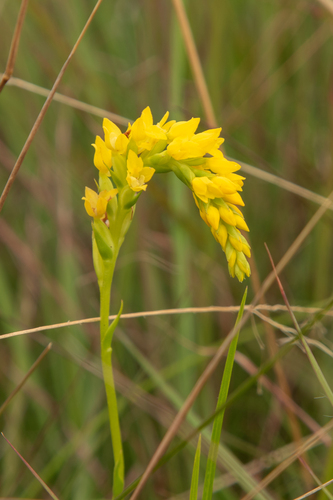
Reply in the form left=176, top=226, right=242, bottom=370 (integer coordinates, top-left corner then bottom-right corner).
left=99, top=247, right=124, bottom=497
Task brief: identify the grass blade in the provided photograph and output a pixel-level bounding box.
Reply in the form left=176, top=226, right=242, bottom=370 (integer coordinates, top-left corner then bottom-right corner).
left=189, top=435, right=201, bottom=500
left=202, top=289, right=247, bottom=500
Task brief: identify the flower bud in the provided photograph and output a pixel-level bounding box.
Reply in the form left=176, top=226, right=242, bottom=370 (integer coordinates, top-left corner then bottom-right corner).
left=172, top=162, right=195, bottom=187
left=119, top=185, right=141, bottom=209
left=93, top=219, right=114, bottom=261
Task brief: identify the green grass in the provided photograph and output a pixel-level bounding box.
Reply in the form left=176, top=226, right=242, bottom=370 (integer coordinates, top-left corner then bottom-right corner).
left=1, top=0, right=333, bottom=499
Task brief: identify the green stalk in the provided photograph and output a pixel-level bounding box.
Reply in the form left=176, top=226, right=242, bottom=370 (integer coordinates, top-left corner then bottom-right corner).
left=99, top=249, right=124, bottom=498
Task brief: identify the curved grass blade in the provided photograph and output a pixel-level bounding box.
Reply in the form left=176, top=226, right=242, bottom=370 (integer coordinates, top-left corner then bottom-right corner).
left=190, top=435, right=202, bottom=500
left=202, top=288, right=247, bottom=500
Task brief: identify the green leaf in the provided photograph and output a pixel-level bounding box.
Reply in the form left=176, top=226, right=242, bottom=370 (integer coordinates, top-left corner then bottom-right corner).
left=119, top=185, right=141, bottom=210
left=93, top=218, right=114, bottom=261
left=102, top=300, right=123, bottom=349
left=202, top=288, right=247, bottom=500
left=113, top=449, right=125, bottom=498
left=189, top=435, right=201, bottom=500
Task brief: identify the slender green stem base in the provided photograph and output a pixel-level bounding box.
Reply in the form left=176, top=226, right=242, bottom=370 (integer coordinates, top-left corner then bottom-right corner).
left=99, top=256, right=124, bottom=498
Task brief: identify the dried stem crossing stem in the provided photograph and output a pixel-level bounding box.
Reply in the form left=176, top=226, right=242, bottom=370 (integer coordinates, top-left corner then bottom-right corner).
left=129, top=191, right=333, bottom=500
left=0, top=0, right=29, bottom=93
left=0, top=0, right=103, bottom=213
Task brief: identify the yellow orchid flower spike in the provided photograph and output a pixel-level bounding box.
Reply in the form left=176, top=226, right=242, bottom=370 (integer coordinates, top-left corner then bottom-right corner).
left=84, top=108, right=251, bottom=282
left=82, top=106, right=252, bottom=498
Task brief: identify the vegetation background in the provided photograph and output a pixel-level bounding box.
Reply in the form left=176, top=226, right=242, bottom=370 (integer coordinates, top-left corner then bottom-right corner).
left=0, top=0, right=333, bottom=499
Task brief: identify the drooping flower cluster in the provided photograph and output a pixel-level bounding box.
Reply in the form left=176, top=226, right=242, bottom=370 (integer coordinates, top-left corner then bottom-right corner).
left=83, top=107, right=251, bottom=281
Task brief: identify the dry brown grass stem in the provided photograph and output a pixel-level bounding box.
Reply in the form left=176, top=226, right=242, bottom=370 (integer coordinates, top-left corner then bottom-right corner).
left=38, top=330, right=328, bottom=495
left=1, top=303, right=332, bottom=341
left=0, top=75, right=130, bottom=126
left=234, top=352, right=331, bottom=446
left=236, top=159, right=333, bottom=211
left=0, top=0, right=29, bottom=92
left=293, top=478, right=333, bottom=500
left=0, top=343, right=52, bottom=416
left=171, top=0, right=217, bottom=127
left=1, top=433, right=60, bottom=500
left=241, top=418, right=333, bottom=500
left=0, top=0, right=103, bottom=213
left=248, top=251, right=312, bottom=488
left=129, top=192, right=333, bottom=499
left=316, top=0, right=333, bottom=15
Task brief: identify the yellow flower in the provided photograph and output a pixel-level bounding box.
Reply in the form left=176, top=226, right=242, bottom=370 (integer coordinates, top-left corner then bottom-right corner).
left=157, top=111, right=175, bottom=133
left=205, top=156, right=241, bottom=175
left=167, top=123, right=223, bottom=160
left=167, top=137, right=206, bottom=160
left=226, top=239, right=251, bottom=282
left=213, top=176, right=242, bottom=194
left=234, top=215, right=249, bottom=232
left=130, top=107, right=168, bottom=152
left=167, top=117, right=201, bottom=141
left=218, top=203, right=237, bottom=226
left=92, top=136, right=112, bottom=175
left=103, top=118, right=129, bottom=154
left=82, top=187, right=118, bottom=218
left=192, top=177, right=215, bottom=203
left=192, top=176, right=239, bottom=203
left=206, top=205, right=220, bottom=231
left=214, top=224, right=228, bottom=249
left=190, top=128, right=223, bottom=154
left=222, top=192, right=245, bottom=206
left=126, top=150, right=155, bottom=192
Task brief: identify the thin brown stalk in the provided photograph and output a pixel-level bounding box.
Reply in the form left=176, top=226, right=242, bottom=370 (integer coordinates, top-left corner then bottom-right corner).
left=1, top=433, right=60, bottom=500
left=236, top=159, right=333, bottom=211
left=0, top=0, right=103, bottom=213
left=33, top=330, right=325, bottom=499
left=171, top=0, right=217, bottom=127
left=2, top=77, right=332, bottom=211
left=0, top=0, right=29, bottom=92
left=293, top=478, right=333, bottom=500
left=234, top=351, right=331, bottom=446
left=240, top=247, right=333, bottom=500
left=170, top=436, right=327, bottom=500
left=0, top=75, right=130, bottom=126
left=129, top=191, right=333, bottom=499
left=297, top=457, right=333, bottom=500
left=0, top=343, right=52, bottom=416
left=0, top=298, right=333, bottom=342
left=1, top=302, right=333, bottom=341
left=250, top=252, right=312, bottom=488
left=316, top=0, right=333, bottom=15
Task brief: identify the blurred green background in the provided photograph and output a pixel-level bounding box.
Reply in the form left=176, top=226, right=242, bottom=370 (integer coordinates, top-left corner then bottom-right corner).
left=0, top=0, right=333, bottom=498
